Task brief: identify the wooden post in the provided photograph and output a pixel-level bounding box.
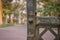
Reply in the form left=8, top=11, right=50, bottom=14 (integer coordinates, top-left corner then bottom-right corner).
left=0, top=0, right=3, bottom=25
left=58, top=14, right=60, bottom=40
left=27, top=0, right=36, bottom=40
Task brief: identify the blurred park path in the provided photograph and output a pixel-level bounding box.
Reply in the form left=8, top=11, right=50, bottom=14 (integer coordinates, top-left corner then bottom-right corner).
left=0, top=24, right=27, bottom=40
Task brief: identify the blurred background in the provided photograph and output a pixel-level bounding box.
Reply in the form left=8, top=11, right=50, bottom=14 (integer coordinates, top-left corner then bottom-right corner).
left=0, top=0, right=60, bottom=27
left=0, top=0, right=27, bottom=27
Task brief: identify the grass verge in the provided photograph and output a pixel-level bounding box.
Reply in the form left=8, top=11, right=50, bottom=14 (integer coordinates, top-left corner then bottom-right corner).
left=0, top=23, right=14, bottom=28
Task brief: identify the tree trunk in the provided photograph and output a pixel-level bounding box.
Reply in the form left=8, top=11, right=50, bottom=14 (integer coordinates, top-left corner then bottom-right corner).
left=0, top=0, right=3, bottom=25
left=9, top=14, right=11, bottom=23
left=10, top=14, right=14, bottom=23
left=5, top=15, right=8, bottom=24
left=18, top=12, right=22, bottom=24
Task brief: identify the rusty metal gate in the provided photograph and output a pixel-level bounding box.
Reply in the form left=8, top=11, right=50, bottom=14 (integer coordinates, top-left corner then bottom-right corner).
left=27, top=0, right=60, bottom=40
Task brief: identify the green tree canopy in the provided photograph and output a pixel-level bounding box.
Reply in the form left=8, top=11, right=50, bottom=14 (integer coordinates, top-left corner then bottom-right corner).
left=2, top=0, right=13, bottom=9
left=2, top=0, right=13, bottom=18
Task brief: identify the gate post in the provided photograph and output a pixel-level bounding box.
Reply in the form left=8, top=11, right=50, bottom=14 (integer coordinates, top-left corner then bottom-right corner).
left=26, top=0, right=36, bottom=40
left=58, top=15, right=60, bottom=40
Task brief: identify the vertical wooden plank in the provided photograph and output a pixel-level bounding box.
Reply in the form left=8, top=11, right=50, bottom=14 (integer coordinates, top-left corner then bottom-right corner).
left=0, top=0, right=3, bottom=25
